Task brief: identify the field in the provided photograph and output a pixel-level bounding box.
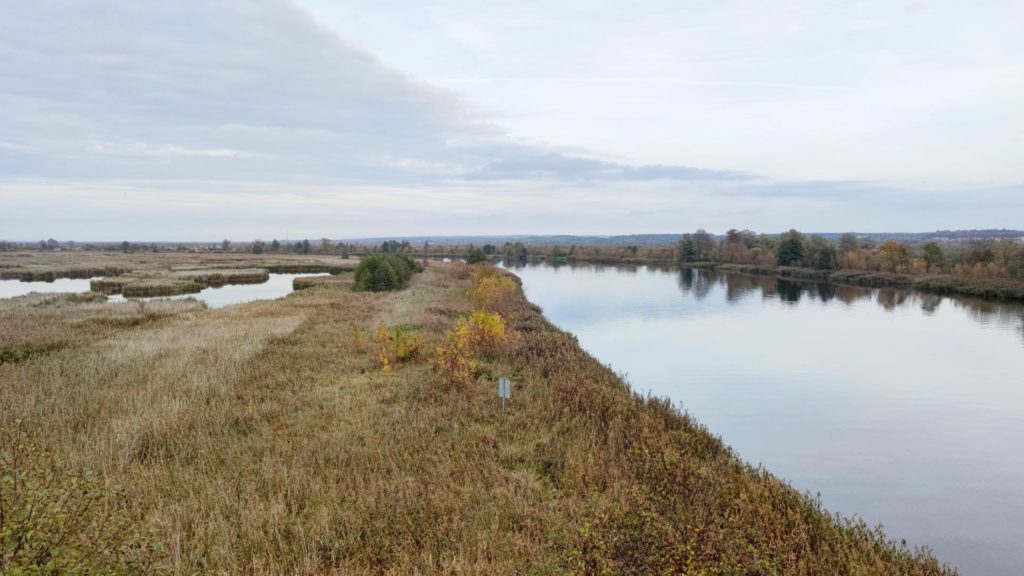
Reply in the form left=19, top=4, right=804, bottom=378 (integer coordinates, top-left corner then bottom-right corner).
left=0, top=253, right=954, bottom=574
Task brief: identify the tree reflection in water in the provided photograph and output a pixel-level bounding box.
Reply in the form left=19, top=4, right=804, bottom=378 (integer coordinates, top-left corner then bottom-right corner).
left=680, top=266, right=1024, bottom=344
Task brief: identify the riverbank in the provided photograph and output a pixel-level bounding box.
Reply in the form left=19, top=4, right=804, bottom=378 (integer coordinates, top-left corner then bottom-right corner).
left=707, top=263, right=1024, bottom=301
left=0, top=262, right=954, bottom=574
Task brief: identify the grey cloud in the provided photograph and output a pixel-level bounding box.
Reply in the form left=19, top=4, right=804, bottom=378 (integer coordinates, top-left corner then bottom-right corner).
left=715, top=180, right=884, bottom=199
left=469, top=152, right=751, bottom=181
left=0, top=0, right=747, bottom=185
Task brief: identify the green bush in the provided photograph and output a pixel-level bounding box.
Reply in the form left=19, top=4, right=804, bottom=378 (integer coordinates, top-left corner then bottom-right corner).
left=0, top=420, right=157, bottom=574
left=466, top=247, right=487, bottom=264
left=353, top=254, right=417, bottom=292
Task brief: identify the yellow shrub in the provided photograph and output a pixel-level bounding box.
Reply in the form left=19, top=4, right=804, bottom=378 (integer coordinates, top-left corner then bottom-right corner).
left=371, top=322, right=424, bottom=373
left=466, top=275, right=517, bottom=312
left=430, top=319, right=477, bottom=389
left=429, top=311, right=509, bottom=388
left=465, top=310, right=507, bottom=356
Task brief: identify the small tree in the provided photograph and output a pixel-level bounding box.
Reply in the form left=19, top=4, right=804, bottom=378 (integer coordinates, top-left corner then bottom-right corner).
left=921, top=242, right=945, bottom=273
left=467, top=247, right=487, bottom=264
left=221, top=239, right=231, bottom=252
left=353, top=254, right=415, bottom=292
left=879, top=240, right=909, bottom=272
left=838, top=233, right=859, bottom=254
left=804, top=235, right=838, bottom=270
left=270, top=239, right=281, bottom=252
left=677, top=234, right=696, bottom=263
left=691, top=230, right=714, bottom=261
left=775, top=230, right=806, bottom=266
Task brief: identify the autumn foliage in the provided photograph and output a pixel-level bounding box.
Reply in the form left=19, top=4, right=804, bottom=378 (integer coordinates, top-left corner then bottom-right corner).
left=466, top=268, right=518, bottom=313
left=431, top=267, right=514, bottom=388
left=430, top=319, right=478, bottom=389
left=371, top=322, right=424, bottom=373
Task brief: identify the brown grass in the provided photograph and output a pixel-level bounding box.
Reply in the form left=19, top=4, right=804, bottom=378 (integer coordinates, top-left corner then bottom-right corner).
left=0, top=261, right=956, bottom=574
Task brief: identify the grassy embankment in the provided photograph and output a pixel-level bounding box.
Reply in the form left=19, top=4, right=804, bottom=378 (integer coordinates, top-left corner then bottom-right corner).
left=0, top=261, right=954, bottom=574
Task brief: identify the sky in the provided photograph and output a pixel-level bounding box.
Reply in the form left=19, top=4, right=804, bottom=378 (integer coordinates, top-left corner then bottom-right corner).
left=1, top=0, right=1022, bottom=241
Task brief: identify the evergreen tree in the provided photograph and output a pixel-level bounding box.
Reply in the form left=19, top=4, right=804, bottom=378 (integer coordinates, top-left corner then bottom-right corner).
left=775, top=230, right=805, bottom=266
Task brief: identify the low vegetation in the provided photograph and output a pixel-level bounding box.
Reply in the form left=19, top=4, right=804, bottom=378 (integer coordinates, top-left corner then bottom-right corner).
left=1, top=420, right=157, bottom=574
left=91, top=268, right=271, bottom=297
left=0, top=255, right=956, bottom=574
left=292, top=274, right=353, bottom=291
left=912, top=275, right=1024, bottom=301
left=171, top=268, right=270, bottom=285
left=121, top=278, right=203, bottom=298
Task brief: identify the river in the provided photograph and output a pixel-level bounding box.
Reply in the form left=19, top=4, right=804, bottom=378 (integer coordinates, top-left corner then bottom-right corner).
left=506, top=262, right=1024, bottom=575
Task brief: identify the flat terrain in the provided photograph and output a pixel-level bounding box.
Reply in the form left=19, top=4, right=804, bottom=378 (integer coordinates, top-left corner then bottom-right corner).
left=0, top=254, right=954, bottom=574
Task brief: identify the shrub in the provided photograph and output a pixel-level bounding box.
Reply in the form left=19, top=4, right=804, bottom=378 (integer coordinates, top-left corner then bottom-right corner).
left=464, top=311, right=508, bottom=357
left=466, top=247, right=487, bottom=264
left=353, top=254, right=416, bottom=292
left=466, top=271, right=518, bottom=313
left=428, top=311, right=509, bottom=388
left=0, top=420, right=156, bottom=574
left=430, top=320, right=477, bottom=389
left=371, top=322, right=424, bottom=373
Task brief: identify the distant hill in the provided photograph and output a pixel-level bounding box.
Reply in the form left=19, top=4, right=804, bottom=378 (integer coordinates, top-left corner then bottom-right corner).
left=342, top=230, right=1024, bottom=247
left=341, top=234, right=688, bottom=247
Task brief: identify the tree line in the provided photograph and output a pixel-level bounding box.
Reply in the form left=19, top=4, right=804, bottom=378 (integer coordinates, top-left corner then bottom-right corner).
left=677, top=229, right=1024, bottom=280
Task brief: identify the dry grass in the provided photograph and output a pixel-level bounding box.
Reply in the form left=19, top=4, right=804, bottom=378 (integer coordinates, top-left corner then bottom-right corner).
left=292, top=274, right=354, bottom=291
left=0, top=261, right=956, bottom=574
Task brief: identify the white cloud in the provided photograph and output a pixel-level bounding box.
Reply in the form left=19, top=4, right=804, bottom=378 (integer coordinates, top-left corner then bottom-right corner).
left=84, top=140, right=265, bottom=160
left=303, top=0, right=1024, bottom=185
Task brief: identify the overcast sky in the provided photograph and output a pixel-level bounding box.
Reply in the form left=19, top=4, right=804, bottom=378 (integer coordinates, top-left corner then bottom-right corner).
left=1, top=0, right=1022, bottom=241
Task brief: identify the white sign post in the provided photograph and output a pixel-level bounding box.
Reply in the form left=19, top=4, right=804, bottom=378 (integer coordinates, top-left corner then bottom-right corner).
left=498, top=377, right=511, bottom=412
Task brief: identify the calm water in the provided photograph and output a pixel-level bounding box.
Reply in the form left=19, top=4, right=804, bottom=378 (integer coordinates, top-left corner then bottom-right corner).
left=0, top=277, right=94, bottom=298
left=506, top=263, right=1024, bottom=576
left=1, top=274, right=324, bottom=309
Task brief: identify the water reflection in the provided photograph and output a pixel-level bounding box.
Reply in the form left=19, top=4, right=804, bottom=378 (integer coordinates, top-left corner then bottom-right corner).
left=702, top=267, right=1023, bottom=342
left=505, top=261, right=1024, bottom=344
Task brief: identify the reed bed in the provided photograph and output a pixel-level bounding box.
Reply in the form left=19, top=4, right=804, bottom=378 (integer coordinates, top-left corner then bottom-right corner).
left=266, top=263, right=355, bottom=274
left=292, top=274, right=353, bottom=290
left=172, top=268, right=270, bottom=286
left=716, top=263, right=917, bottom=288
left=121, top=278, right=203, bottom=297
left=912, top=275, right=1024, bottom=301
left=0, top=266, right=128, bottom=281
